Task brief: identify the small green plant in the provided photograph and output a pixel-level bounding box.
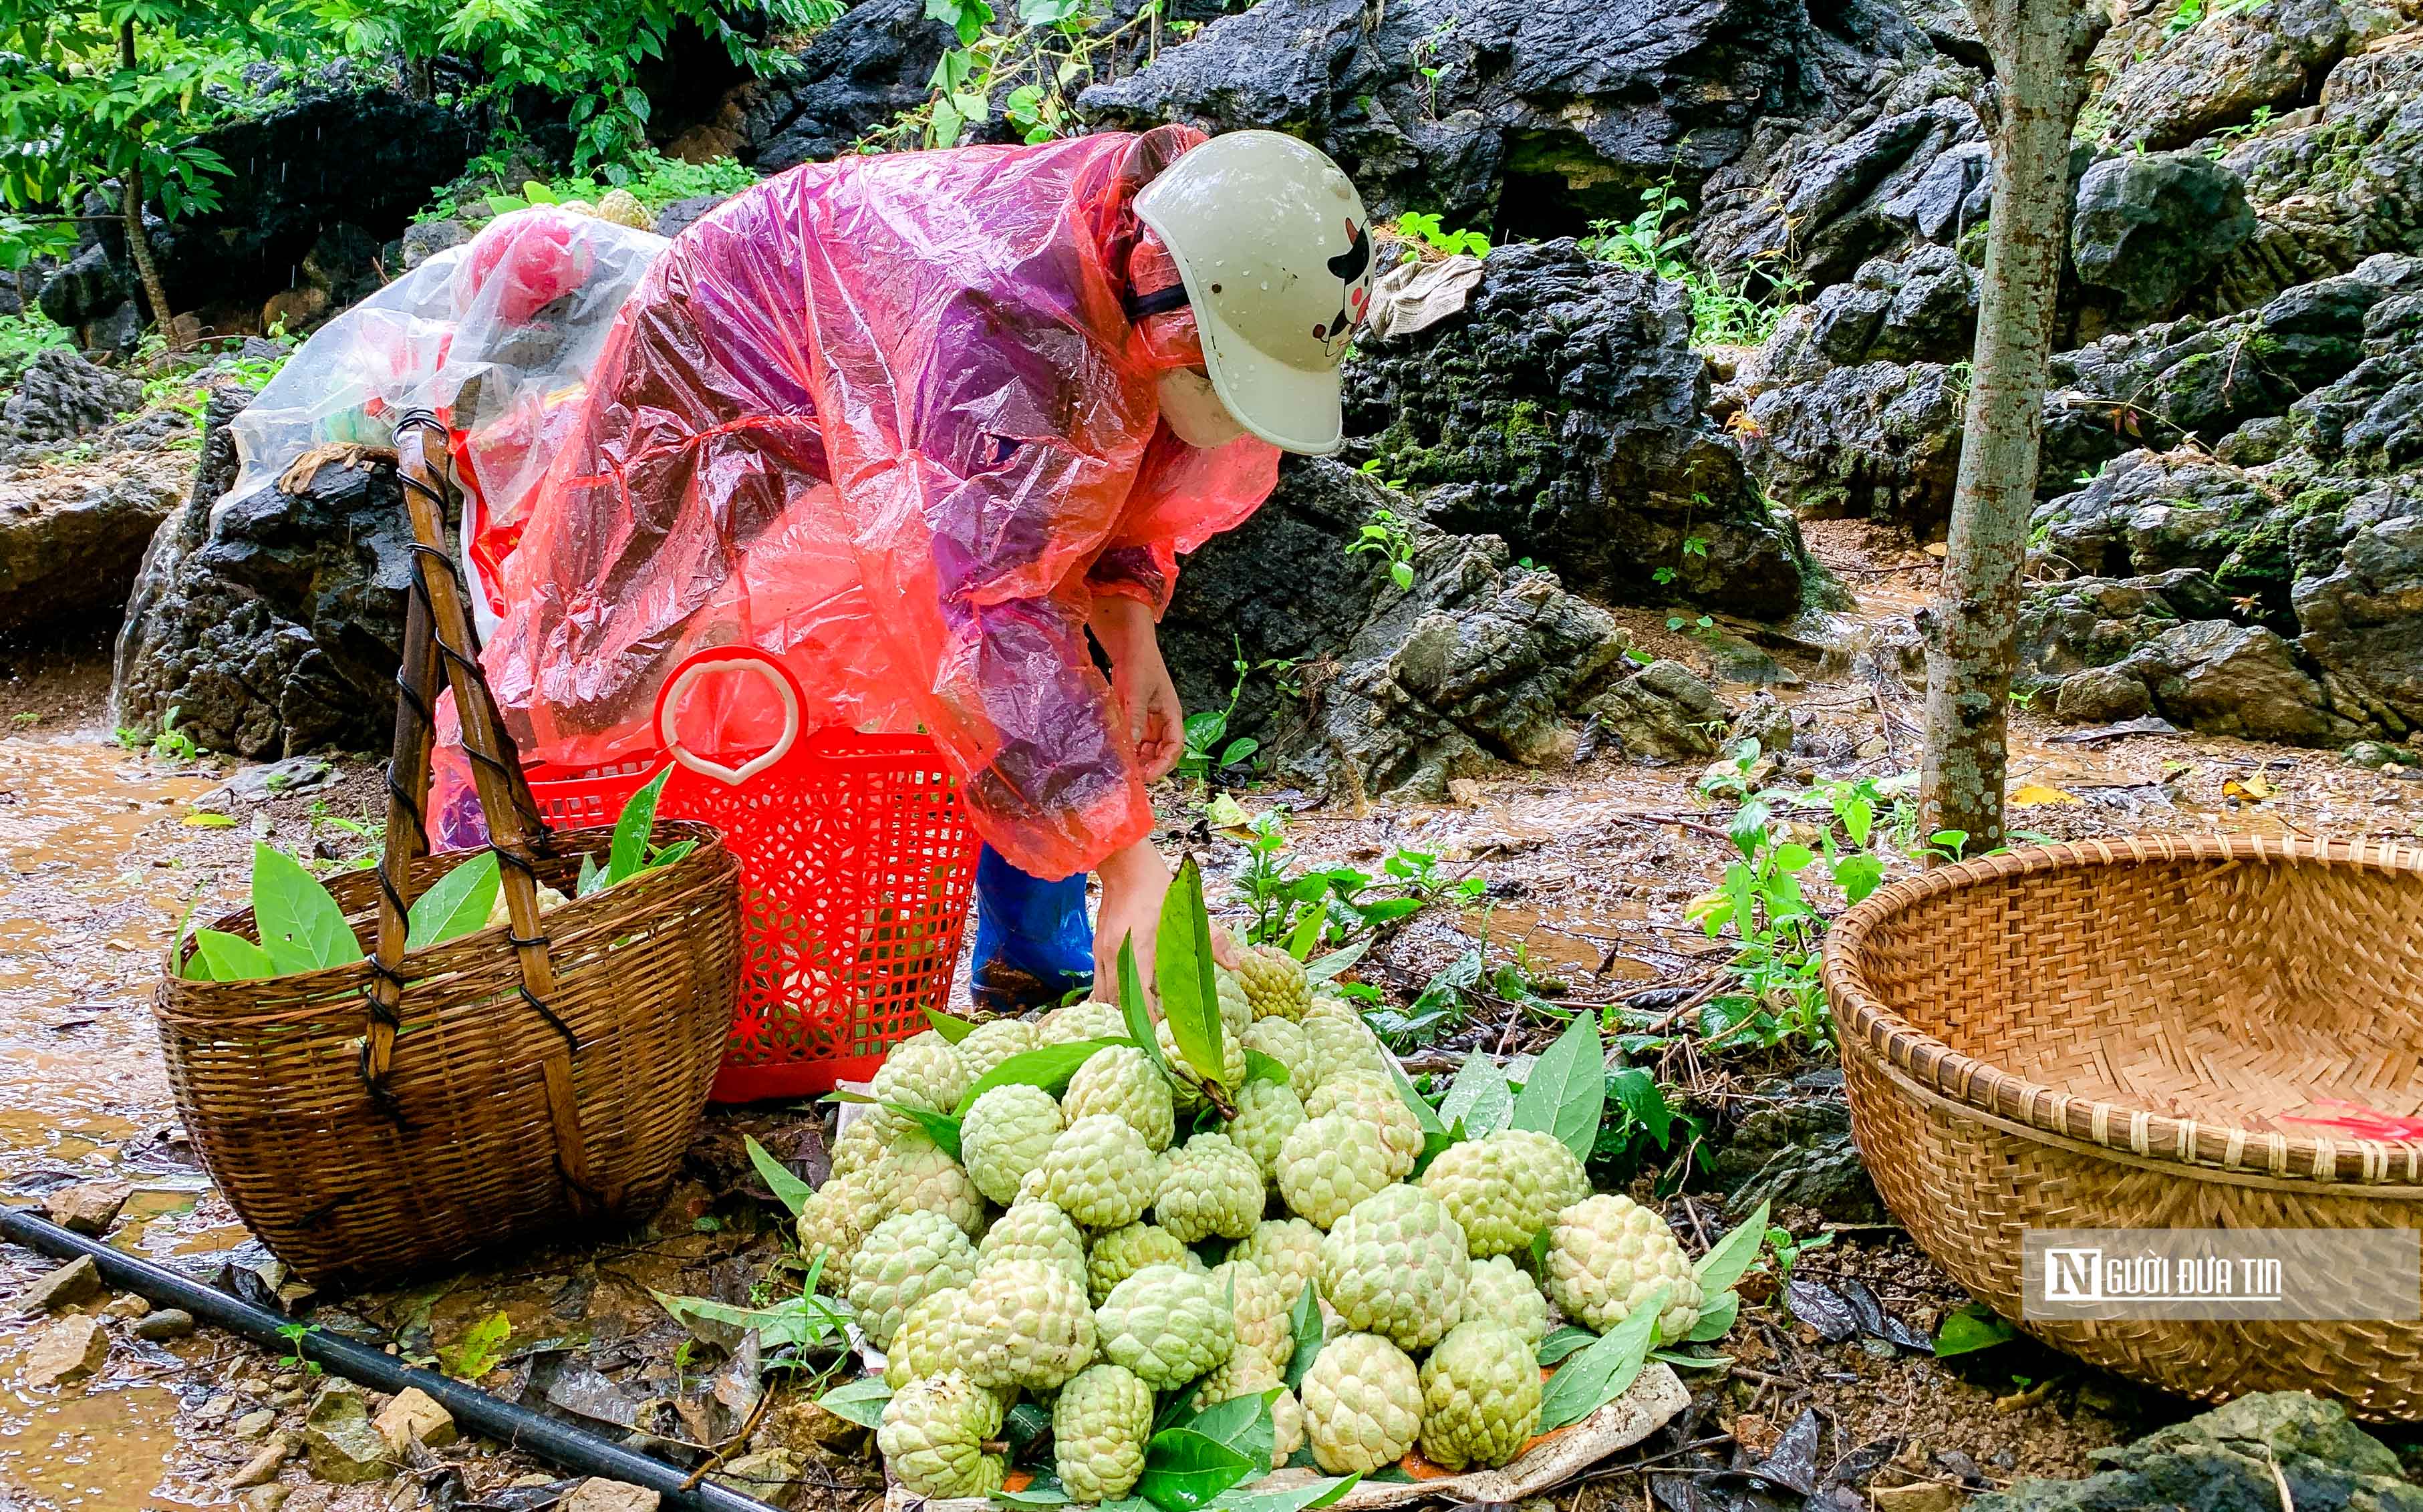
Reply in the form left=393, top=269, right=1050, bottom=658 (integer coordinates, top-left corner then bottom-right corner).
left=2205, top=105, right=2274, bottom=159
left=1667, top=613, right=1720, bottom=647
left=432, top=148, right=761, bottom=224
left=1761, top=1224, right=1835, bottom=1284
left=1580, top=174, right=1804, bottom=347
left=1180, top=639, right=1290, bottom=782
left=1392, top=210, right=1490, bottom=261
left=0, top=311, right=70, bottom=387
left=1229, top=809, right=1482, bottom=956
left=9, top=712, right=38, bottom=728
left=273, top=1322, right=325, bottom=1376
left=1348, top=508, right=1418, bottom=590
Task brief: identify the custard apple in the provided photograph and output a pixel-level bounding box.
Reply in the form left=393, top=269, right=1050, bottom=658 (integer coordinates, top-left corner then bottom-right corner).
left=1215, top=966, right=1253, bottom=1039
left=877, top=1371, right=1004, bottom=1497
left=1316, top=1184, right=1470, bottom=1351
left=1242, top=1017, right=1312, bottom=1088
left=794, top=1172, right=884, bottom=1292
left=1054, top=1363, right=1154, bottom=1501
left=873, top=1031, right=973, bottom=1117
left=1417, top=1320, right=1542, bottom=1470
left=1040, top=1114, right=1159, bottom=1229
left=1156, top=1016, right=1246, bottom=1109
left=1228, top=1078, right=1307, bottom=1183
left=1085, top=1222, right=1193, bottom=1304
left=961, top=1082, right=1066, bottom=1204
left=956, top=1018, right=1040, bottom=1078
left=1275, top=1114, right=1397, bottom=1228
left=1299, top=1332, right=1421, bottom=1474
left=958, top=1257, right=1097, bottom=1388
left=1195, top=1348, right=1305, bottom=1466
left=595, top=187, right=653, bottom=230
left=1419, top=1127, right=1586, bottom=1257
left=1299, top=1001, right=1385, bottom=1087
left=875, top=1135, right=986, bottom=1237
left=1544, top=1194, right=1701, bottom=1340
left=1230, top=1218, right=1324, bottom=1304
left=829, top=1116, right=891, bottom=1183
left=979, top=1199, right=1087, bottom=1286
left=1238, top=945, right=1310, bottom=1020
left=1272, top=1384, right=1306, bottom=1467
left=1061, top=1044, right=1176, bottom=1152
left=1209, top=1261, right=1293, bottom=1374
left=1095, top=1263, right=1236, bottom=1388
left=1155, top=1132, right=1264, bottom=1243
left=849, top=1210, right=980, bottom=1348
left=1461, top=1254, right=1549, bottom=1347
left=1036, top=1000, right=1127, bottom=1046
left=1304, top=1070, right=1422, bottom=1182
left=885, top=1286, right=973, bottom=1388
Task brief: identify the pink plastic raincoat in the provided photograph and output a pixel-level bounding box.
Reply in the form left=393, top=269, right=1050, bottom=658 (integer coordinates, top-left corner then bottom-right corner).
left=482, top=127, right=1281, bottom=879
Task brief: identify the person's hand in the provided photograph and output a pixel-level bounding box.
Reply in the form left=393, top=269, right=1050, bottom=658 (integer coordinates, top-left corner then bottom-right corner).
left=1093, top=595, right=1185, bottom=780
left=1210, top=924, right=1244, bottom=971
left=1091, top=840, right=1172, bottom=1010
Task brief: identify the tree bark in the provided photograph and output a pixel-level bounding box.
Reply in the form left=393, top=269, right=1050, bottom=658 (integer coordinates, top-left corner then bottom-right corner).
left=1918, top=0, right=2112, bottom=856
left=117, top=20, right=183, bottom=353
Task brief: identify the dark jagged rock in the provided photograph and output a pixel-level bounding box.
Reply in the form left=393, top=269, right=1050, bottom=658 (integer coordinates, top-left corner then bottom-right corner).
left=2293, top=489, right=2423, bottom=734
left=1707, top=1070, right=1884, bottom=1224
left=112, top=390, right=411, bottom=757
left=2071, top=151, right=2258, bottom=323
left=740, top=0, right=954, bottom=172
left=1347, top=241, right=1807, bottom=616
left=1582, top=659, right=1732, bottom=764
left=2020, top=569, right=2237, bottom=682
left=2031, top=451, right=2303, bottom=615
left=2096, top=0, right=2349, bottom=153
left=654, top=194, right=738, bottom=241
left=1077, top=0, right=1917, bottom=231
left=1972, top=1392, right=2423, bottom=1512
left=1743, top=359, right=1963, bottom=527
left=34, top=242, right=140, bottom=354
left=399, top=219, right=470, bottom=271
left=2118, top=618, right=2359, bottom=743
left=1695, top=67, right=1989, bottom=290
left=0, top=351, right=142, bottom=458
left=1755, top=246, right=1978, bottom=382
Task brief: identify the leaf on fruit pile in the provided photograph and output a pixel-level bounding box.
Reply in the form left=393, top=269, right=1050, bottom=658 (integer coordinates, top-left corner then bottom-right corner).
left=406, top=852, right=500, bottom=951
left=815, top=1376, right=891, bottom=1428
left=954, top=1040, right=1127, bottom=1116
left=1508, top=1012, right=1605, bottom=1162
left=743, top=1132, right=817, bottom=1216
left=1438, top=1053, right=1514, bottom=1140
left=1158, top=857, right=1227, bottom=1086
left=1536, top=1283, right=1666, bottom=1432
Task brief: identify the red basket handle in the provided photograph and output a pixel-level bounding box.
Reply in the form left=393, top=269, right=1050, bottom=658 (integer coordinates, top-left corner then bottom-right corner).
left=654, top=647, right=807, bottom=788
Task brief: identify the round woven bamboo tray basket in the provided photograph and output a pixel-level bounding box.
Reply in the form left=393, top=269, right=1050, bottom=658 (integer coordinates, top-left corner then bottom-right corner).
left=1822, top=833, right=2423, bottom=1418
left=156, top=822, right=738, bottom=1288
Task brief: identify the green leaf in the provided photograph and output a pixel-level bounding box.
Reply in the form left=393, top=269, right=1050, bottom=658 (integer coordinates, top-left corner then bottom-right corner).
left=1174, top=1390, right=1276, bottom=1477
left=1286, top=906, right=1324, bottom=961
left=1203, top=1476, right=1361, bottom=1512
left=924, top=1007, right=976, bottom=1044
left=1438, top=1054, right=1513, bottom=1140
left=1536, top=1324, right=1596, bottom=1366
left=607, top=767, right=672, bottom=885
left=1606, top=1067, right=1673, bottom=1147
left=953, top=1039, right=1125, bottom=1116
left=1686, top=1290, right=1740, bottom=1343
left=576, top=853, right=603, bottom=898
left=1138, top=1428, right=1260, bottom=1511
left=888, top=1103, right=964, bottom=1160
left=1157, top=857, right=1226, bottom=1086
left=652, top=1290, right=849, bottom=1350
left=1651, top=1348, right=1733, bottom=1370
left=744, top=1133, right=817, bottom=1217
left=816, top=1376, right=891, bottom=1429
left=994, top=1481, right=1077, bottom=1509
left=1284, top=1282, right=1323, bottom=1390
left=1118, top=935, right=1171, bottom=1078
left=1933, top=1303, right=2017, bottom=1357
left=1304, top=939, right=1368, bottom=982
left=190, top=928, right=275, bottom=982
left=1243, top=1050, right=1291, bottom=1086
left=438, top=1310, right=513, bottom=1380
left=1693, top=1200, right=1769, bottom=1296
left=1508, top=1012, right=1604, bottom=1162
left=406, top=853, right=500, bottom=951
left=1536, top=1283, right=1667, bottom=1432
left=251, top=842, right=363, bottom=974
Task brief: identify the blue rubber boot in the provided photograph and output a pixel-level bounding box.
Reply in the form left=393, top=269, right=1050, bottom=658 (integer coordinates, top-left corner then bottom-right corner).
left=970, top=845, right=1095, bottom=1014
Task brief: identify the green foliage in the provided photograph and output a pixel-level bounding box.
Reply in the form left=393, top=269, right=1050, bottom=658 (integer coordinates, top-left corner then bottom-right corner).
left=438, top=1310, right=513, bottom=1380
left=654, top=1279, right=851, bottom=1353
left=1536, top=1283, right=1664, bottom=1430
left=1391, top=210, right=1490, bottom=261
left=744, top=1132, right=819, bottom=1216
left=870, top=0, right=1161, bottom=151
left=1158, top=856, right=1227, bottom=1089
left=1227, top=808, right=1483, bottom=957
left=1934, top=1302, right=2017, bottom=1356
left=2164, top=0, right=2256, bottom=36
left=422, top=146, right=758, bottom=224
left=0, top=311, right=69, bottom=386
left=273, top=1322, right=325, bottom=1375
left=1180, top=639, right=1296, bottom=782
left=1346, top=506, right=1417, bottom=591
left=1580, top=174, right=1805, bottom=348
left=1506, top=1012, right=1604, bottom=1163
left=816, top=1376, right=893, bottom=1428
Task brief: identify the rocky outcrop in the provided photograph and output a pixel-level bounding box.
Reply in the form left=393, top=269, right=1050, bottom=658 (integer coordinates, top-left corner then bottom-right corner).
left=2070, top=151, right=2259, bottom=323
left=1077, top=0, right=1917, bottom=230
left=0, top=454, right=185, bottom=633
left=1753, top=246, right=1979, bottom=382
left=740, top=0, right=956, bottom=171
left=0, top=351, right=142, bottom=459
left=2094, top=0, right=2351, bottom=153
left=1973, top=1393, right=2423, bottom=1512
left=2293, top=491, right=2423, bottom=732
left=112, top=390, right=411, bottom=756
left=1348, top=241, right=1808, bottom=616
left=1742, top=359, right=1963, bottom=526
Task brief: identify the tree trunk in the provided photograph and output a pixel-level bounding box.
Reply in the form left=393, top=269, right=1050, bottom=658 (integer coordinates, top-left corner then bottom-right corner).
left=117, top=20, right=183, bottom=353
left=1917, top=0, right=2112, bottom=856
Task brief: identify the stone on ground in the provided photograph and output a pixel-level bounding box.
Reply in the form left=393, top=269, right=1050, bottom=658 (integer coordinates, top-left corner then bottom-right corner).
left=302, top=1381, right=393, bottom=1485
left=563, top=1480, right=662, bottom=1512
left=21, top=1314, right=108, bottom=1387
left=374, top=1385, right=457, bottom=1451
left=43, top=1178, right=132, bottom=1235
left=12, top=1255, right=102, bottom=1315
left=131, top=1308, right=195, bottom=1342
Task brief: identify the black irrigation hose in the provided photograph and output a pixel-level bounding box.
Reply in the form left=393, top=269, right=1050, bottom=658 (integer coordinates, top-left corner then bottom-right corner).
left=0, top=1209, right=782, bottom=1512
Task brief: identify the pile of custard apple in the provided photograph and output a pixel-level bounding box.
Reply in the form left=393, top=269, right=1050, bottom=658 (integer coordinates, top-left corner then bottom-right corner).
left=801, top=937, right=1730, bottom=1504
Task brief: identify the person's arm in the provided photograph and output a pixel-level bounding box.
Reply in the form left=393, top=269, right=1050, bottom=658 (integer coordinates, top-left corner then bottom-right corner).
left=1089, top=592, right=1183, bottom=782
left=1093, top=837, right=1172, bottom=998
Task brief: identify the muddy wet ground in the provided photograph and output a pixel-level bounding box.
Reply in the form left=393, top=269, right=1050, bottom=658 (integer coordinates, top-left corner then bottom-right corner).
left=5, top=520, right=2422, bottom=1509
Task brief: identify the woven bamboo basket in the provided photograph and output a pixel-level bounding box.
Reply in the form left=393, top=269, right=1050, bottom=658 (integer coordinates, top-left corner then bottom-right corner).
left=1822, top=833, right=2423, bottom=1418
left=156, top=824, right=738, bottom=1286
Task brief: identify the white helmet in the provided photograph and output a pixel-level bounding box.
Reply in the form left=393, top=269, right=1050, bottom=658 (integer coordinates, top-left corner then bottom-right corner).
left=1134, top=130, right=1374, bottom=456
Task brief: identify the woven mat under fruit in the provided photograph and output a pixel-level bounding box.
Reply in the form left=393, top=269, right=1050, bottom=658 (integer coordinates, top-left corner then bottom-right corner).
left=885, top=1363, right=1691, bottom=1512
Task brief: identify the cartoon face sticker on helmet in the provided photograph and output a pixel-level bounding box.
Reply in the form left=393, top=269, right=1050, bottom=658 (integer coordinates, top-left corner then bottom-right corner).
left=1312, top=217, right=1372, bottom=358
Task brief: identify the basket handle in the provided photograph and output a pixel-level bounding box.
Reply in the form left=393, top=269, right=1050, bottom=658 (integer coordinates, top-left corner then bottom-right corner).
left=653, top=647, right=805, bottom=788
left=362, top=416, right=604, bottom=1212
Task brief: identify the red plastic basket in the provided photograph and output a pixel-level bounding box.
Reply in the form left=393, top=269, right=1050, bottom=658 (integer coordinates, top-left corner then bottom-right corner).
left=524, top=649, right=981, bottom=1101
